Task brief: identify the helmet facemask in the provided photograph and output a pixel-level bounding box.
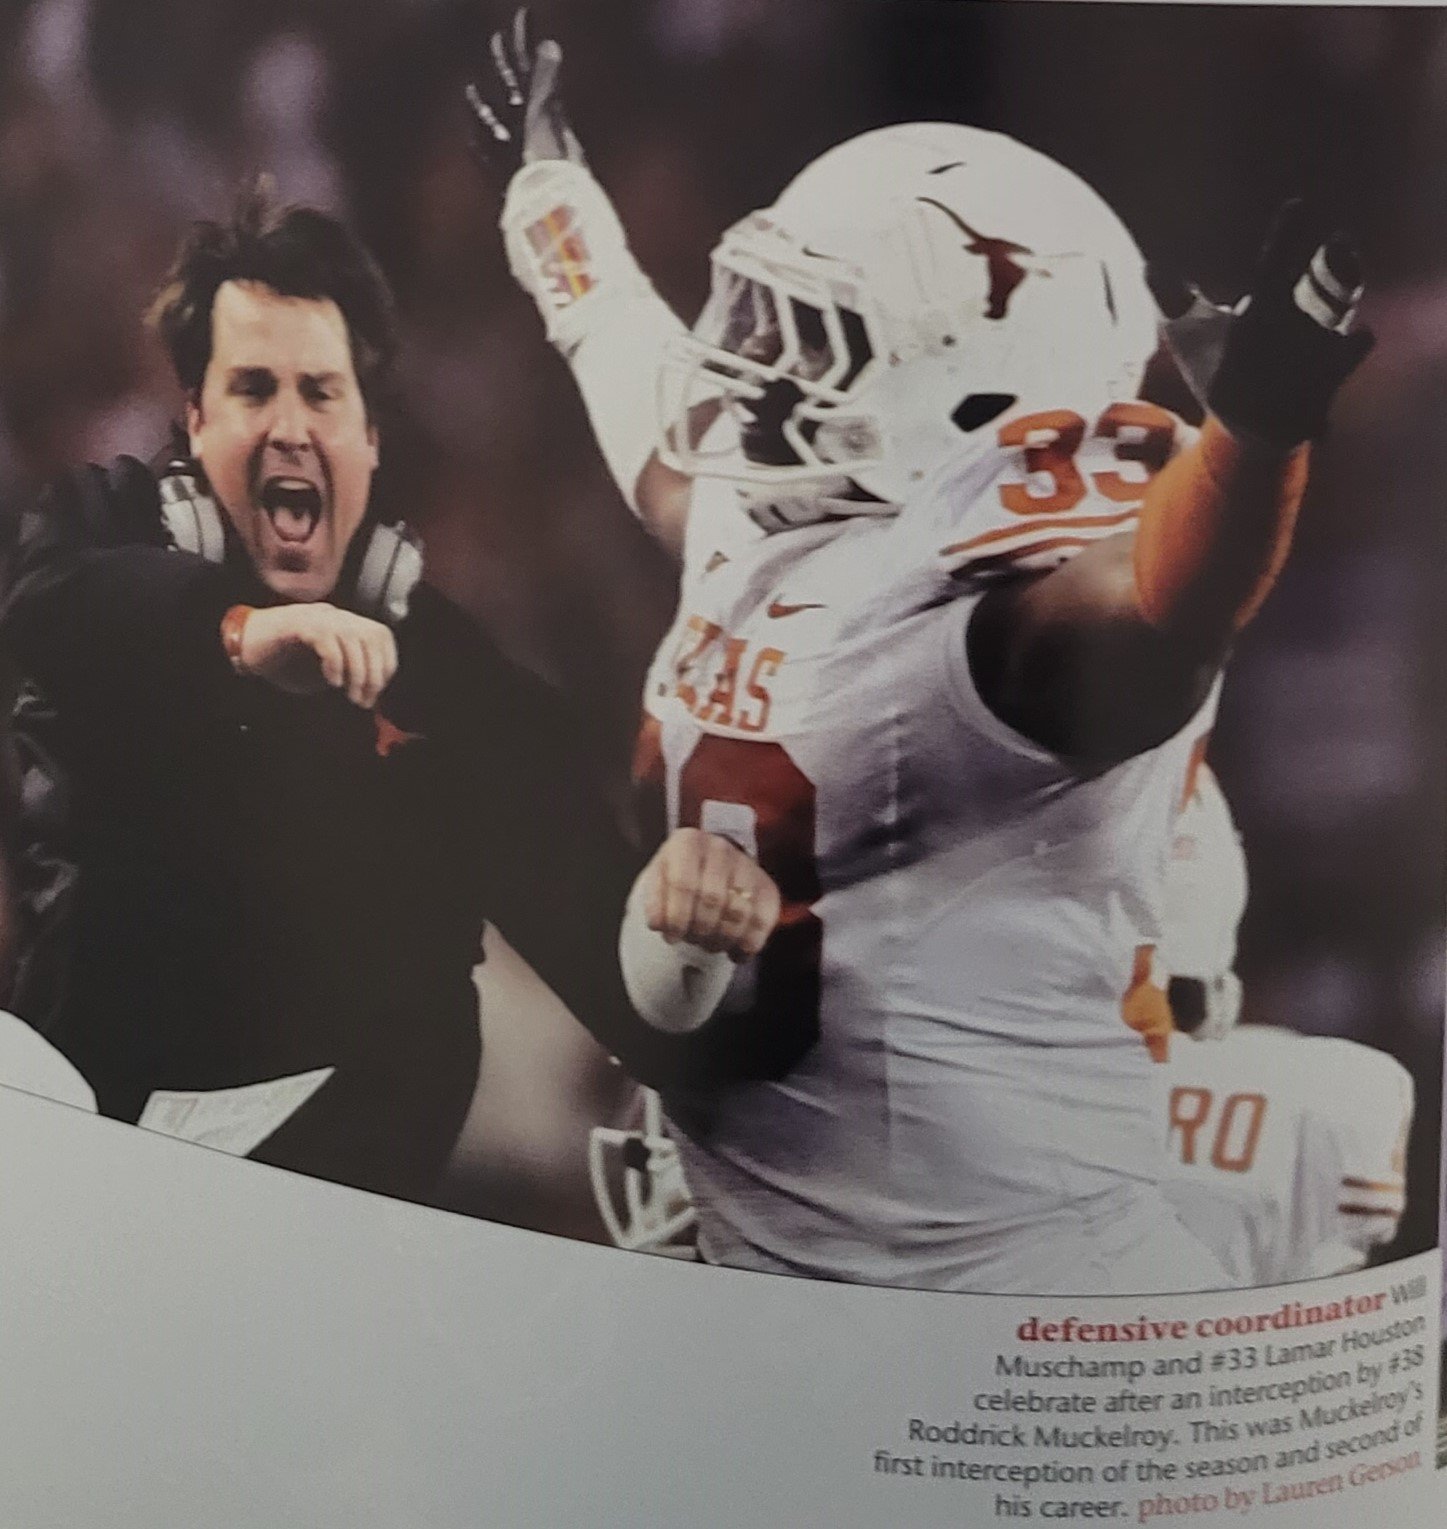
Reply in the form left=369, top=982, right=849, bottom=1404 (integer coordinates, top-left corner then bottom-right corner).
left=658, top=214, right=892, bottom=507
left=588, top=1090, right=699, bottom=1257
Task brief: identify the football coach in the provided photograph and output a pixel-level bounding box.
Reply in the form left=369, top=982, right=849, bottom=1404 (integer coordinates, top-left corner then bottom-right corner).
left=0, top=189, right=784, bottom=1202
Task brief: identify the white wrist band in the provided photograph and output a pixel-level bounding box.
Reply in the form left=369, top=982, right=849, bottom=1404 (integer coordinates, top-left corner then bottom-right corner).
left=618, top=883, right=735, bottom=1035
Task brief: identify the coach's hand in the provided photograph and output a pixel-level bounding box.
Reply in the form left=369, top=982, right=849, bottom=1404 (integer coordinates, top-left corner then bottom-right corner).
left=1208, top=200, right=1375, bottom=446
left=226, top=603, right=398, bottom=708
left=638, top=828, right=781, bottom=960
left=465, top=7, right=585, bottom=176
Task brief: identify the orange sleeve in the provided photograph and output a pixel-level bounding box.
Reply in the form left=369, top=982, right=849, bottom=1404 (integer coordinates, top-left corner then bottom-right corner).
left=1133, top=417, right=1310, bottom=641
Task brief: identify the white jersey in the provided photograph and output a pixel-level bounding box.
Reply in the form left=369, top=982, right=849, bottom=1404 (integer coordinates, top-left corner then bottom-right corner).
left=639, top=403, right=1225, bottom=1293
left=1161, top=1028, right=1412, bottom=1286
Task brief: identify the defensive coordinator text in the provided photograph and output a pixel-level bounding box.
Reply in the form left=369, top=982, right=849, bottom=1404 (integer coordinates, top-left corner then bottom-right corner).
left=1017, top=1293, right=1399, bottom=1343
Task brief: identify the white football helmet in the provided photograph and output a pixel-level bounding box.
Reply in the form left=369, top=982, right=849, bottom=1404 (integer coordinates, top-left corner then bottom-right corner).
left=658, top=122, right=1159, bottom=511
left=588, top=1089, right=699, bottom=1258
left=1160, top=768, right=1249, bottom=1042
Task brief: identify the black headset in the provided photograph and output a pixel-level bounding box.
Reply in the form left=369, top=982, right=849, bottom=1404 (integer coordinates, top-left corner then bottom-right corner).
left=156, top=463, right=424, bottom=626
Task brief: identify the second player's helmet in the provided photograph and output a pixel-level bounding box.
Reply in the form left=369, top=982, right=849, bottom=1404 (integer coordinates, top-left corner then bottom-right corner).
left=658, top=122, right=1160, bottom=509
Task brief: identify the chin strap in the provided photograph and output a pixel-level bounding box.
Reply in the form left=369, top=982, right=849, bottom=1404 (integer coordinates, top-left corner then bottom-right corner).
left=156, top=462, right=424, bottom=626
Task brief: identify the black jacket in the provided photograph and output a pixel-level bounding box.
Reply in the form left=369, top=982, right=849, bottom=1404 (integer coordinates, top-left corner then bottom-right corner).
left=0, top=458, right=786, bottom=1199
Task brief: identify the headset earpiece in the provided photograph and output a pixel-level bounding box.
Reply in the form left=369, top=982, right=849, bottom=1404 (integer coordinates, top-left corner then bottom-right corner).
left=158, top=467, right=227, bottom=563
left=353, top=521, right=424, bottom=625
left=156, top=463, right=423, bottom=625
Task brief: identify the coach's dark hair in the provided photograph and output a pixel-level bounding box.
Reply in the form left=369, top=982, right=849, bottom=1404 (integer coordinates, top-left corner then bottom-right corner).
left=149, top=181, right=399, bottom=417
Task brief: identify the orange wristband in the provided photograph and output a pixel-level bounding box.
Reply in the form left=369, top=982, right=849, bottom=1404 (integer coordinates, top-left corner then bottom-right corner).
left=221, top=604, right=254, bottom=672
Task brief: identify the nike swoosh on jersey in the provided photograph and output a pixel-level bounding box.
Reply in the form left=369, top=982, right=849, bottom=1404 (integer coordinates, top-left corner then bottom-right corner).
left=766, top=599, right=826, bottom=619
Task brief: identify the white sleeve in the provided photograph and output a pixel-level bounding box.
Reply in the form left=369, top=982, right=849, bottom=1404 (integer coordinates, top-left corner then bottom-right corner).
left=1330, top=1046, right=1414, bottom=1260
left=1300, top=1042, right=1414, bottom=1276
left=501, top=159, right=686, bottom=515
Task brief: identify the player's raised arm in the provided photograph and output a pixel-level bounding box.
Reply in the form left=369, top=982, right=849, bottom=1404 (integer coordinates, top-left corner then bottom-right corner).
left=467, top=8, right=693, bottom=557
left=969, top=203, right=1373, bottom=763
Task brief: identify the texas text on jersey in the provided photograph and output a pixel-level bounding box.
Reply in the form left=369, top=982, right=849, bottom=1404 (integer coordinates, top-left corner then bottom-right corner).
left=625, top=125, right=1221, bottom=1292
left=632, top=432, right=1216, bottom=1291
left=481, top=19, right=1370, bottom=1293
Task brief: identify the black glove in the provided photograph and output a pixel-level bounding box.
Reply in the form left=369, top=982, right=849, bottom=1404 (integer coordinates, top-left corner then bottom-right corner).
left=1206, top=200, right=1375, bottom=447
left=465, top=6, right=584, bottom=176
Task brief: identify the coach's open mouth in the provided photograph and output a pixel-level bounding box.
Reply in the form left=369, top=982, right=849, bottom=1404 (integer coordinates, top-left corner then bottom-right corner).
left=260, top=477, right=324, bottom=544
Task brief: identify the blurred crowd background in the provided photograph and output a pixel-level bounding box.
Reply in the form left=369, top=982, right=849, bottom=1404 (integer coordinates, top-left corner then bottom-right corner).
left=0, top=0, right=1443, bottom=1262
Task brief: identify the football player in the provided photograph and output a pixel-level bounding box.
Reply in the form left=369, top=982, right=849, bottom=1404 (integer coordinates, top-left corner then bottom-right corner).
left=470, top=12, right=1372, bottom=1292
left=1159, top=770, right=1413, bottom=1285
left=592, top=771, right=1415, bottom=1288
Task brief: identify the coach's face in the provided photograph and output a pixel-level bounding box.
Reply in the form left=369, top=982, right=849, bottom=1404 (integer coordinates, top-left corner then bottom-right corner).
left=187, top=280, right=379, bottom=602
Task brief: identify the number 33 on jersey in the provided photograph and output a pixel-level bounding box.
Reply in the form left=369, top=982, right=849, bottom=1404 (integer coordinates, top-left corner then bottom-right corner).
left=630, top=402, right=1218, bottom=1281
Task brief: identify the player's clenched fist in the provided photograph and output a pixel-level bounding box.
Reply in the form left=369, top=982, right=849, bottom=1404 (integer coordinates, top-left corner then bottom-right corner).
left=619, top=829, right=782, bottom=1036
left=223, top=602, right=398, bottom=708
left=639, top=827, right=781, bottom=959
